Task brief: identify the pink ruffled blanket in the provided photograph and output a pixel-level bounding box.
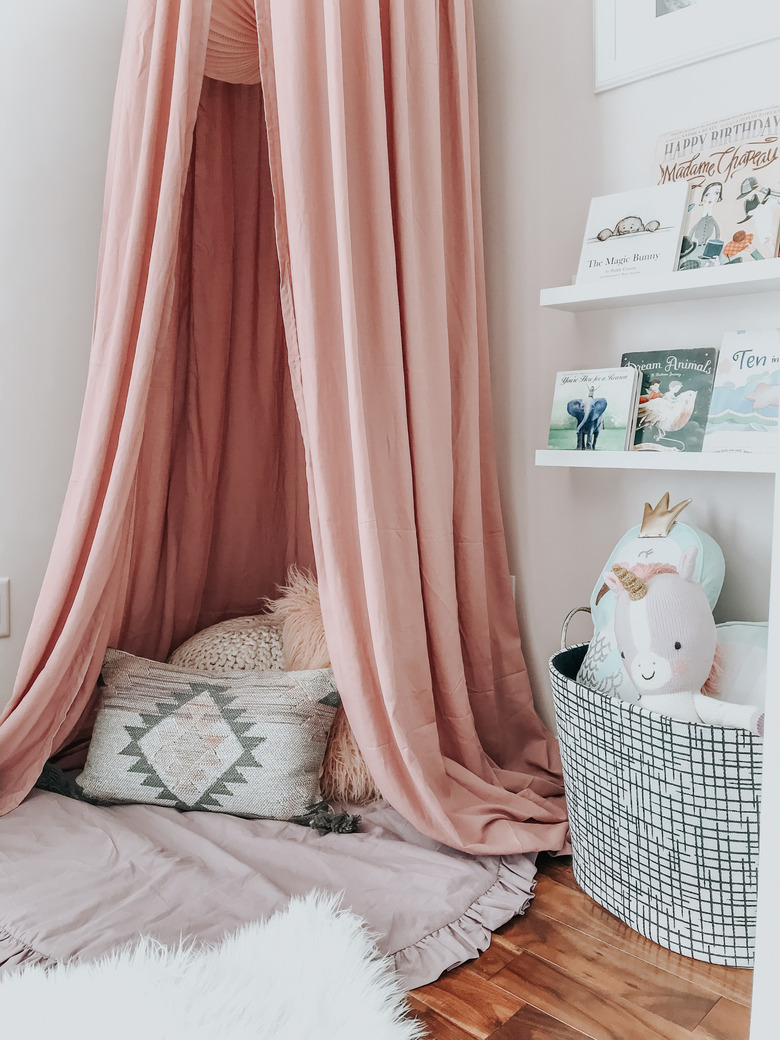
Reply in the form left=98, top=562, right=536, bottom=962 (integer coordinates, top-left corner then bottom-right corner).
left=0, top=791, right=536, bottom=988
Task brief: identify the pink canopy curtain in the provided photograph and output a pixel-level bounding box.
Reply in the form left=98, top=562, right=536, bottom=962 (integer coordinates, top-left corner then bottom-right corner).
left=257, top=0, right=567, bottom=853
left=0, top=0, right=313, bottom=809
left=1, top=0, right=568, bottom=855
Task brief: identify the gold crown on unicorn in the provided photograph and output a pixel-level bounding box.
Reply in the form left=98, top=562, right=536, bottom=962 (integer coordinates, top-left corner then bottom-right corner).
left=639, top=492, right=692, bottom=538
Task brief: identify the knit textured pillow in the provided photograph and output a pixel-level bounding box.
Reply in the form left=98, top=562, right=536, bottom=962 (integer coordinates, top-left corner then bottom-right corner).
left=167, top=615, right=284, bottom=673
left=76, top=649, right=340, bottom=820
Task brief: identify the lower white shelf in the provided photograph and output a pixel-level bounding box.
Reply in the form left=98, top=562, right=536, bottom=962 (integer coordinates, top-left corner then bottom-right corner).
left=535, top=449, right=780, bottom=473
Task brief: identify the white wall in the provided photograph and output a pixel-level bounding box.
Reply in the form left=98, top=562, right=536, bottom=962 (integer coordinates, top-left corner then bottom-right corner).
left=0, top=3, right=127, bottom=709
left=473, top=4, right=779, bottom=1036
left=473, top=0, right=778, bottom=731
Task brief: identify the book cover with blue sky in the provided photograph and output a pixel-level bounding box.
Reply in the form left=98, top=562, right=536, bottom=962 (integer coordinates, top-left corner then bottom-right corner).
left=703, top=329, right=780, bottom=452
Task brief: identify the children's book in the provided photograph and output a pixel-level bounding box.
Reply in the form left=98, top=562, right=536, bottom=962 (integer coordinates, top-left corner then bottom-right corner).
left=702, top=329, right=780, bottom=453
left=576, top=183, right=690, bottom=284
left=547, top=367, right=639, bottom=451
left=653, top=104, right=780, bottom=270
left=621, top=347, right=718, bottom=452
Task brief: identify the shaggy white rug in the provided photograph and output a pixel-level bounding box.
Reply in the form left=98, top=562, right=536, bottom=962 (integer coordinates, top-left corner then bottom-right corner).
left=0, top=893, right=425, bottom=1040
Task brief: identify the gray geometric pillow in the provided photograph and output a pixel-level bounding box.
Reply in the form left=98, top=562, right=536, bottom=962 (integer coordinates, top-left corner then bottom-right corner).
left=76, top=649, right=340, bottom=820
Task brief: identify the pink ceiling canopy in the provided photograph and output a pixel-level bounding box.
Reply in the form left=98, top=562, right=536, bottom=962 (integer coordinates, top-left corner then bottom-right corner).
left=0, top=0, right=569, bottom=856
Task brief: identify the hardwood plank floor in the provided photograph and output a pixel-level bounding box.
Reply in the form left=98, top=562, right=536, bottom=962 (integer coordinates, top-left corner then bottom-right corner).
left=409, top=855, right=752, bottom=1040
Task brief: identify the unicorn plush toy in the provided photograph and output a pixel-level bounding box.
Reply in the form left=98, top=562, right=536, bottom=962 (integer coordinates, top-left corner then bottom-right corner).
left=576, top=493, right=725, bottom=702
left=606, top=545, right=764, bottom=735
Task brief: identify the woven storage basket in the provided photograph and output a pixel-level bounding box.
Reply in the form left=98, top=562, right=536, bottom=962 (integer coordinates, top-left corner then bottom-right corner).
left=550, top=643, right=762, bottom=967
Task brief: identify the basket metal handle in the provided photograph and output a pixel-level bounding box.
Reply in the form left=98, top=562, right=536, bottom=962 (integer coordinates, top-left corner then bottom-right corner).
left=560, top=607, right=592, bottom=651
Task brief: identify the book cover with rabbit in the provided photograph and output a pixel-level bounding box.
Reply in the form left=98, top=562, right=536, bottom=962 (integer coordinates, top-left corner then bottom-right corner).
left=575, top=182, right=690, bottom=284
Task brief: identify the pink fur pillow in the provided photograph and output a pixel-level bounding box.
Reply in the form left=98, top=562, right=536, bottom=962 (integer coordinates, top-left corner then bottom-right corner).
left=265, top=568, right=380, bottom=805
left=265, top=568, right=329, bottom=671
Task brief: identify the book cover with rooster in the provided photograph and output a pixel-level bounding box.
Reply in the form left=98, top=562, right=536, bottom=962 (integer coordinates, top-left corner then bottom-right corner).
left=621, top=347, right=718, bottom=452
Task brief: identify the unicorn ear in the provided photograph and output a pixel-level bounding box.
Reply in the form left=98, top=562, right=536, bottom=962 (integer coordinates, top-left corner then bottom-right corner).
left=604, top=569, right=623, bottom=594
left=678, top=545, right=698, bottom=581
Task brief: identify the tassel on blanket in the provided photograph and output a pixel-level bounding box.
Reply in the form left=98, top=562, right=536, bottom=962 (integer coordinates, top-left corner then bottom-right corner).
left=292, top=801, right=361, bottom=835
left=34, top=761, right=75, bottom=797
left=35, top=762, right=102, bottom=805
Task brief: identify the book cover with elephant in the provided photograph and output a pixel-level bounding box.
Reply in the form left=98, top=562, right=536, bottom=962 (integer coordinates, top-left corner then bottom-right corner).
left=702, top=328, right=780, bottom=453
left=575, top=182, right=690, bottom=284
left=621, top=347, right=718, bottom=452
left=547, top=367, right=639, bottom=451
left=654, top=104, right=780, bottom=269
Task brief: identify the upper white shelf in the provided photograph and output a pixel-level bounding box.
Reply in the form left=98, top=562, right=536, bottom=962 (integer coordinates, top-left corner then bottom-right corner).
left=540, top=257, right=780, bottom=312
left=535, top=449, right=780, bottom=473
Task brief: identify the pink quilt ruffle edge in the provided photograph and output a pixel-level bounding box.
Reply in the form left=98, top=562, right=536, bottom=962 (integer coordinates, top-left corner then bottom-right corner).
left=0, top=929, right=55, bottom=973
left=391, top=854, right=537, bottom=988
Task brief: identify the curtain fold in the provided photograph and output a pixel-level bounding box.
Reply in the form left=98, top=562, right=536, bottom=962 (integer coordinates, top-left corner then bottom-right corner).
left=0, top=0, right=214, bottom=809
left=118, top=75, right=313, bottom=656
left=257, top=0, right=568, bottom=853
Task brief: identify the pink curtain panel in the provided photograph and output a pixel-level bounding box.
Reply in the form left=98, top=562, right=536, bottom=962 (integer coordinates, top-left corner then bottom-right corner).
left=0, top=0, right=568, bottom=856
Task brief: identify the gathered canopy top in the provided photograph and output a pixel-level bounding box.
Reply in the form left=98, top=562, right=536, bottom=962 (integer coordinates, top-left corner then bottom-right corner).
left=205, top=0, right=261, bottom=83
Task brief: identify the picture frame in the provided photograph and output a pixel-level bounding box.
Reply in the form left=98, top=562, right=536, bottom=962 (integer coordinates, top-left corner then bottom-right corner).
left=594, top=0, right=780, bottom=93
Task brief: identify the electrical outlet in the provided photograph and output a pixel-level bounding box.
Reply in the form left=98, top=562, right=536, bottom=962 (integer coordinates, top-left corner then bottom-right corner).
left=0, top=579, right=9, bottom=638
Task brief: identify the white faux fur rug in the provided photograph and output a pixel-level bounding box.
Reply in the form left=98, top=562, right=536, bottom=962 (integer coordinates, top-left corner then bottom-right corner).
left=0, top=893, right=425, bottom=1040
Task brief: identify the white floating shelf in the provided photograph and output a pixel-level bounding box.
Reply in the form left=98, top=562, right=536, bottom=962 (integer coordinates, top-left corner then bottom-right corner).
left=535, top=449, right=780, bottom=473
left=540, top=257, right=780, bottom=311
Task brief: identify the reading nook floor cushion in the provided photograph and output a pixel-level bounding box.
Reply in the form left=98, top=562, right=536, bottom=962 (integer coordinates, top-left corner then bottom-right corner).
left=76, top=650, right=338, bottom=820
left=0, top=792, right=537, bottom=989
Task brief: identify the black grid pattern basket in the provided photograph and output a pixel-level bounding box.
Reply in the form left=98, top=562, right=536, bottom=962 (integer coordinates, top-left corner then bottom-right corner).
left=550, top=644, right=762, bottom=966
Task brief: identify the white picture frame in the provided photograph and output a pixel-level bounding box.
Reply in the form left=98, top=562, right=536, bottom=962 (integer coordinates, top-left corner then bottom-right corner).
left=594, top=0, right=780, bottom=93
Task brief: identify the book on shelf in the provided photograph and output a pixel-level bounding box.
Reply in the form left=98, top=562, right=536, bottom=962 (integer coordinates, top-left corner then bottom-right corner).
left=621, top=347, right=718, bottom=452
left=547, top=367, right=640, bottom=451
left=653, top=104, right=780, bottom=271
left=575, top=183, right=690, bottom=284
left=702, top=329, right=780, bottom=453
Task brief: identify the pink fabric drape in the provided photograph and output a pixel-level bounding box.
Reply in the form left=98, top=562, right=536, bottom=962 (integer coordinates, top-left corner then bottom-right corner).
left=119, top=74, right=313, bottom=653
left=257, top=0, right=567, bottom=853
left=1, top=0, right=568, bottom=854
left=0, top=0, right=312, bottom=807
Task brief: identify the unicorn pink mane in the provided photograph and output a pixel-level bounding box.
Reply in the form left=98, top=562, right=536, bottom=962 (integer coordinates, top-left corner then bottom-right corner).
left=612, top=561, right=678, bottom=583
left=701, top=643, right=722, bottom=698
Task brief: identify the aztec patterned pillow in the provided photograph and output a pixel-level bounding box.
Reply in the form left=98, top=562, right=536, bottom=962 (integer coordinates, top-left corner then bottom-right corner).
left=75, top=649, right=341, bottom=820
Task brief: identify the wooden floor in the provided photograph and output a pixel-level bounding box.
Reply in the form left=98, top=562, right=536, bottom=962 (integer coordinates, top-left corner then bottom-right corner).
left=408, top=855, right=753, bottom=1040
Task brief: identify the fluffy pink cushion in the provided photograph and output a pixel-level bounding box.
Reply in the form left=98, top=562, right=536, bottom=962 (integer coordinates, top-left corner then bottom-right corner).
left=265, top=568, right=380, bottom=805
